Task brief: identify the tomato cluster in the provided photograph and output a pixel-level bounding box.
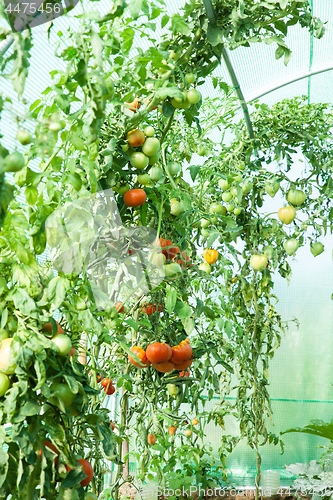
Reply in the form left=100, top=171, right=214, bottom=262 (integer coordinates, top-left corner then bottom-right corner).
left=128, top=339, right=193, bottom=374
left=101, top=377, right=116, bottom=395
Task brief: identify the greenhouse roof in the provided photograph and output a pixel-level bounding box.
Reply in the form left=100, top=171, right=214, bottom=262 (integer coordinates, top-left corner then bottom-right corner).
left=1, top=0, right=333, bottom=128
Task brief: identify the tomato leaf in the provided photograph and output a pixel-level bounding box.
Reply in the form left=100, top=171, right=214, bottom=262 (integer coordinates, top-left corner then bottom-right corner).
left=123, top=318, right=138, bottom=331
left=34, top=356, right=46, bottom=391
left=47, top=277, right=70, bottom=310
left=0, top=449, right=8, bottom=488
left=206, top=231, right=220, bottom=248
left=0, top=308, right=8, bottom=329
left=182, top=317, right=195, bottom=335
left=63, top=375, right=80, bottom=394
left=62, top=468, right=87, bottom=488
left=11, top=288, right=36, bottom=315
left=91, top=30, right=103, bottom=67
left=171, top=15, right=191, bottom=36
left=206, top=25, right=224, bottom=46
left=188, top=165, right=200, bottom=182
left=175, top=301, right=191, bottom=319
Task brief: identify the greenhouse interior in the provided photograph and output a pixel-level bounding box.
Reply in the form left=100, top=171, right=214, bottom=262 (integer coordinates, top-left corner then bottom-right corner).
left=0, top=0, right=333, bottom=499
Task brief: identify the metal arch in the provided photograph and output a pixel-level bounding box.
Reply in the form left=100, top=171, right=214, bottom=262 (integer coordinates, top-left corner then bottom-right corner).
left=202, top=0, right=256, bottom=141
left=245, top=64, right=333, bottom=103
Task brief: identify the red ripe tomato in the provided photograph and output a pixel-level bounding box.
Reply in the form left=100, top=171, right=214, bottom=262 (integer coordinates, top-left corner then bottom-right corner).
left=158, top=239, right=180, bottom=260
left=174, top=358, right=193, bottom=370
left=128, top=346, right=151, bottom=368
left=148, top=433, right=156, bottom=445
left=152, top=361, right=175, bottom=373
left=102, top=378, right=113, bottom=388
left=142, top=303, right=163, bottom=315
left=178, top=368, right=190, bottom=378
left=115, top=302, right=125, bottom=313
left=102, top=378, right=115, bottom=393
left=67, top=458, right=93, bottom=487
left=39, top=441, right=59, bottom=466
left=110, top=421, right=115, bottom=431
left=170, top=339, right=193, bottom=364
left=124, top=189, right=147, bottom=207
left=125, top=98, right=141, bottom=113
left=146, top=342, right=172, bottom=364
left=169, top=426, right=176, bottom=436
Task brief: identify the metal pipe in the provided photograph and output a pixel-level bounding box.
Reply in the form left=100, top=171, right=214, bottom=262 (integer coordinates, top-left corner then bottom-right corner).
left=246, top=64, right=333, bottom=103
left=0, top=35, right=14, bottom=56
left=221, top=46, right=255, bottom=140
left=202, top=0, right=255, bottom=141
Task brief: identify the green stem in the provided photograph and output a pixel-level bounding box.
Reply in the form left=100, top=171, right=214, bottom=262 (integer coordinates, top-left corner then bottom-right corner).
left=160, top=111, right=175, bottom=144
left=26, top=467, right=38, bottom=500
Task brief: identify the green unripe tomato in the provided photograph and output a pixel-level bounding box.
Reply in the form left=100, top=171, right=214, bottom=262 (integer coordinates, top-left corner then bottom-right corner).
left=186, top=88, right=201, bottom=104
left=17, top=129, right=32, bottom=145
left=197, top=145, right=206, bottom=156
left=201, top=218, right=210, bottom=229
left=226, top=204, right=234, bottom=213
left=164, top=263, right=182, bottom=277
left=142, top=138, right=160, bottom=157
left=209, top=203, right=226, bottom=215
left=250, top=254, right=268, bottom=272
left=283, top=238, right=299, bottom=256
left=265, top=182, right=280, bottom=197
left=4, top=152, right=25, bottom=172
left=287, top=189, right=306, bottom=206
left=170, top=92, right=189, bottom=109
left=170, top=198, right=185, bottom=216
left=51, top=334, right=72, bottom=356
left=149, top=166, right=163, bottom=182
left=185, top=73, right=195, bottom=84
left=0, top=373, right=11, bottom=397
left=201, top=228, right=209, bottom=238
left=148, top=153, right=160, bottom=165
left=84, top=493, right=98, bottom=500
left=49, top=121, right=62, bottom=132
left=218, top=179, right=230, bottom=190
left=113, top=182, right=130, bottom=195
left=234, top=207, right=241, bottom=215
left=144, top=126, right=155, bottom=137
left=241, top=182, right=253, bottom=194
left=167, top=383, right=179, bottom=397
left=137, top=174, right=150, bottom=185
left=166, top=162, right=181, bottom=176
left=130, top=152, right=149, bottom=169
left=169, top=50, right=180, bottom=61
left=222, top=191, right=233, bottom=203
left=49, top=382, right=76, bottom=408
left=199, top=262, right=211, bottom=274
left=310, top=242, right=324, bottom=257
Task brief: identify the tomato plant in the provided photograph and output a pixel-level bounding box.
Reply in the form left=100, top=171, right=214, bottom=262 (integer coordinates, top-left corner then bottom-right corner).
left=0, top=0, right=330, bottom=498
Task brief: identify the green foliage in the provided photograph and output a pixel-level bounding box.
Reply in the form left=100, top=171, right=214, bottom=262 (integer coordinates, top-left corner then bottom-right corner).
left=0, top=0, right=331, bottom=498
